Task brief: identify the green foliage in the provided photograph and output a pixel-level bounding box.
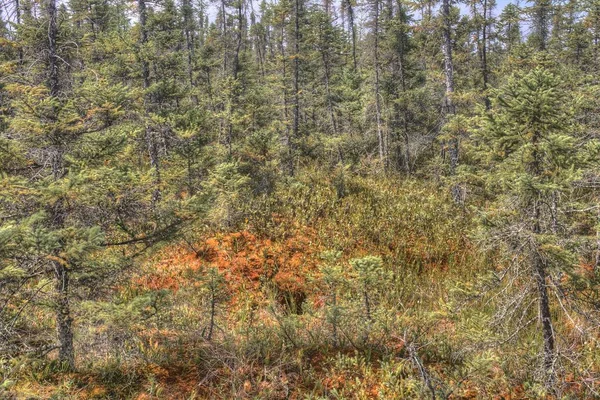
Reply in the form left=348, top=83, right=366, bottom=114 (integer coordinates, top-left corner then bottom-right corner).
left=462, top=65, right=600, bottom=389
left=205, top=162, right=250, bottom=227
left=2, top=0, right=600, bottom=396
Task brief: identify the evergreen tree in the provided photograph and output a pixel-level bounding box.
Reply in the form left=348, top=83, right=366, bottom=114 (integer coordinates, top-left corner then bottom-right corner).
left=529, top=0, right=553, bottom=51
left=471, top=65, right=600, bottom=389
left=497, top=3, right=522, bottom=52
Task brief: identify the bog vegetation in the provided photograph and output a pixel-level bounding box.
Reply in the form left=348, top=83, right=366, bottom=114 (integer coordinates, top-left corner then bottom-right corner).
left=1, top=0, right=600, bottom=398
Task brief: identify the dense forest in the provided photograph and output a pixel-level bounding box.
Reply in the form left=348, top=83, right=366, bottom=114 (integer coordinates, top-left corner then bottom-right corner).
left=2, top=0, right=600, bottom=397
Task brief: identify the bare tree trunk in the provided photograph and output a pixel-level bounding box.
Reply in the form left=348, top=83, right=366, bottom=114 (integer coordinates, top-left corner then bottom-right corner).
left=441, top=0, right=460, bottom=201
left=233, top=0, right=243, bottom=79
left=399, top=53, right=411, bottom=174
left=323, top=0, right=331, bottom=17
left=196, top=3, right=205, bottom=47
left=279, top=25, right=294, bottom=176
left=221, top=0, right=228, bottom=73
left=47, top=0, right=59, bottom=99
left=441, top=0, right=455, bottom=115
left=394, top=76, right=412, bottom=175
left=393, top=2, right=411, bottom=174
left=403, top=126, right=410, bottom=174
left=250, top=6, right=266, bottom=78
left=322, top=51, right=338, bottom=136
left=407, top=340, right=436, bottom=400
left=345, top=0, right=357, bottom=71
left=594, top=4, right=600, bottom=71
left=293, top=0, right=301, bottom=144
left=373, top=0, right=385, bottom=169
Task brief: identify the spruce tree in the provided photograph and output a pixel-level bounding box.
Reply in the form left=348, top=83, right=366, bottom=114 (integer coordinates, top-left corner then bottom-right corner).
left=471, top=66, right=600, bottom=389
left=0, top=0, right=186, bottom=369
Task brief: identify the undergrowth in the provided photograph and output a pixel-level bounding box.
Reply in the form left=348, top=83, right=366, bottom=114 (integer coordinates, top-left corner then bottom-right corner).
left=3, top=170, right=588, bottom=399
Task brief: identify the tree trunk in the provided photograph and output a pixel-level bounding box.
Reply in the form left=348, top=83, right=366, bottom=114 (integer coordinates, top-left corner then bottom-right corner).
left=594, top=4, right=600, bottom=71
left=441, top=0, right=455, bottom=115
left=251, top=10, right=266, bottom=78
left=54, top=261, right=74, bottom=369
left=233, top=0, right=243, bottom=79
left=46, top=0, right=75, bottom=370
left=393, top=2, right=411, bottom=174
left=182, top=0, right=197, bottom=103
left=533, top=248, right=556, bottom=377
left=279, top=25, right=294, bottom=176
left=221, top=0, right=228, bottom=73
left=441, top=0, right=460, bottom=200
left=480, top=0, right=490, bottom=109
left=323, top=0, right=331, bottom=17
left=15, top=0, right=23, bottom=63
left=534, top=0, right=550, bottom=51
left=322, top=50, right=338, bottom=137
left=529, top=129, right=556, bottom=384
left=138, top=0, right=150, bottom=95
left=373, top=0, right=385, bottom=169
left=293, top=0, right=301, bottom=143
left=138, top=0, right=161, bottom=205
left=48, top=0, right=59, bottom=99
left=345, top=0, right=357, bottom=71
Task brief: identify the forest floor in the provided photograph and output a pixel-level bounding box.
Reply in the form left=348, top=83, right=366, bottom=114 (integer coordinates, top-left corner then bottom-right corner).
left=7, top=172, right=567, bottom=399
